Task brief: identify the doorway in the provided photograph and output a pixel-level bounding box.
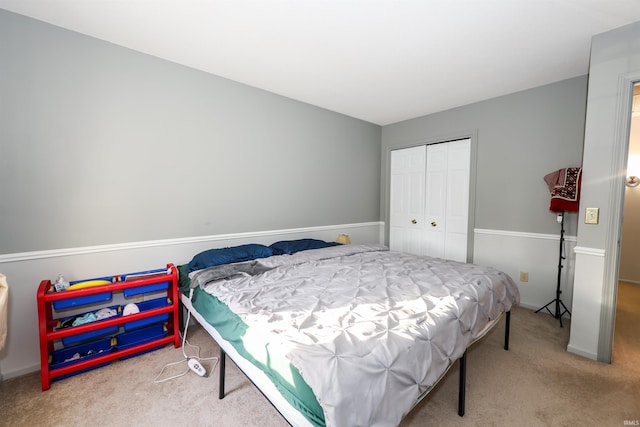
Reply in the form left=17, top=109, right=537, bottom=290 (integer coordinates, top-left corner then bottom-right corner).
left=614, top=82, right=640, bottom=363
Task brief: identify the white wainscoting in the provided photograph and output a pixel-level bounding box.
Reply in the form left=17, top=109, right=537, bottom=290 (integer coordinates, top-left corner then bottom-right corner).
left=567, top=246, right=606, bottom=361
left=473, top=228, right=577, bottom=313
left=0, top=222, right=383, bottom=380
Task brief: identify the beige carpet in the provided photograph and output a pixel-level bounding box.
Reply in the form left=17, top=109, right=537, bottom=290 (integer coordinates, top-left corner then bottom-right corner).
left=1, top=288, right=639, bottom=427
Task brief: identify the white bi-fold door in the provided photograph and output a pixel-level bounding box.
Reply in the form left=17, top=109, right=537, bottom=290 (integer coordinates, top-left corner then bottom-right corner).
left=390, top=145, right=427, bottom=255
left=390, top=138, right=470, bottom=262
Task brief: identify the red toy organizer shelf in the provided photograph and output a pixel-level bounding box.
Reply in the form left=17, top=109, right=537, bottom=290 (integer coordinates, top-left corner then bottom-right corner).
left=37, top=263, right=181, bottom=390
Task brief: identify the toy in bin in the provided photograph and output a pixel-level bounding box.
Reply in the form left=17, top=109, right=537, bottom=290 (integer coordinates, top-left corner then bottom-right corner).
left=51, top=275, right=115, bottom=293
left=53, top=274, right=69, bottom=292
left=123, top=298, right=171, bottom=331
left=48, top=272, right=117, bottom=310
left=55, top=305, right=121, bottom=346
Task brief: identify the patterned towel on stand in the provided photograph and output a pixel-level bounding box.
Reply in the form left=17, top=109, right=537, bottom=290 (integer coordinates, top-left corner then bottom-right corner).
left=544, top=167, right=582, bottom=213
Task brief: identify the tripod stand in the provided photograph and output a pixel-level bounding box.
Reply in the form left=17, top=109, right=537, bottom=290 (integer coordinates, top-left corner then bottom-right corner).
left=536, top=212, right=572, bottom=327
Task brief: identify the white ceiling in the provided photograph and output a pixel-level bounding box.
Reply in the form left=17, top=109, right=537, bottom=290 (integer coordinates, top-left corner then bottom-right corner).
left=2, top=1, right=640, bottom=125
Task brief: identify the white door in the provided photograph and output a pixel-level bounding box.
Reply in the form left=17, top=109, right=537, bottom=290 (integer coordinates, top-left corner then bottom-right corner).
left=428, top=139, right=470, bottom=261
left=425, top=143, right=447, bottom=257
left=390, top=145, right=427, bottom=254
left=390, top=139, right=470, bottom=262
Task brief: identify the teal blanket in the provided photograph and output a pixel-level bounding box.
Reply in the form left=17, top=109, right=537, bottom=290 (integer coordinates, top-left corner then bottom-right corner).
left=178, top=264, right=324, bottom=426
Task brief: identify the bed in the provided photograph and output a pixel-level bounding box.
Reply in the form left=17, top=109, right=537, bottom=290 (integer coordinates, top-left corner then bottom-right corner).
left=178, top=240, right=520, bottom=427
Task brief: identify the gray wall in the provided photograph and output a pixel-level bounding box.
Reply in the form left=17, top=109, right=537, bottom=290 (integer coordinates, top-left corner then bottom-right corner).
left=0, top=10, right=381, bottom=255
left=381, top=76, right=588, bottom=238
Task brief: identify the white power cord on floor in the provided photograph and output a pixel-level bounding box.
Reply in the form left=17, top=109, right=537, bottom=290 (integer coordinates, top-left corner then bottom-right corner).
left=154, top=288, right=218, bottom=383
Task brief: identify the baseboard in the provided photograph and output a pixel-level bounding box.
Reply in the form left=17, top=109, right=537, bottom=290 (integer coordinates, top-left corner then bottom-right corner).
left=0, top=363, right=39, bottom=381
left=519, top=302, right=571, bottom=319
left=618, top=278, right=640, bottom=286
left=518, top=302, right=540, bottom=311
left=566, top=344, right=598, bottom=361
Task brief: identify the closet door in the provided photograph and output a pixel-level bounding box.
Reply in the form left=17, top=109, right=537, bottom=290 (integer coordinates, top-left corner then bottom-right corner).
left=389, top=145, right=427, bottom=254
left=425, top=139, right=470, bottom=261
left=389, top=139, right=470, bottom=262
left=425, top=143, right=447, bottom=257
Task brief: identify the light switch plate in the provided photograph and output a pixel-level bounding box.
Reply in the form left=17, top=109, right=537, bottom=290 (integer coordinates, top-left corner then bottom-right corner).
left=585, top=207, right=599, bottom=224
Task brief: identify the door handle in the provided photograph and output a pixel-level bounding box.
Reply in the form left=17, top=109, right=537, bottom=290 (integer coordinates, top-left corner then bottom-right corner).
left=411, top=219, right=417, bottom=224
left=431, top=221, right=437, bottom=227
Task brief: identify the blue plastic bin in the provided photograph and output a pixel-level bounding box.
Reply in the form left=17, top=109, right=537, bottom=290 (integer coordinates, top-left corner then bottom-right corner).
left=121, top=268, right=170, bottom=297
left=55, top=305, right=121, bottom=346
left=49, top=337, right=113, bottom=380
left=52, top=275, right=114, bottom=310
left=123, top=298, right=170, bottom=331
left=114, top=323, right=168, bottom=360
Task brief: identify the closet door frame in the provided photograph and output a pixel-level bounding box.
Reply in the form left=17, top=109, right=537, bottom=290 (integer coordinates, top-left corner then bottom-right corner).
left=385, top=130, right=478, bottom=263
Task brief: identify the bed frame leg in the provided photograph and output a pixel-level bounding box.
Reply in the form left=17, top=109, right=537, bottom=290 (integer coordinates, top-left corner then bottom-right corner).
left=458, top=310, right=509, bottom=417
left=504, top=310, right=511, bottom=351
left=458, top=350, right=466, bottom=417
left=219, top=349, right=226, bottom=399
left=178, top=301, right=185, bottom=334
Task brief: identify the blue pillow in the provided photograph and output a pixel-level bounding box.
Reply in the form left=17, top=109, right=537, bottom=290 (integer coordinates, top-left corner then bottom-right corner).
left=188, top=244, right=273, bottom=272
left=269, top=238, right=339, bottom=255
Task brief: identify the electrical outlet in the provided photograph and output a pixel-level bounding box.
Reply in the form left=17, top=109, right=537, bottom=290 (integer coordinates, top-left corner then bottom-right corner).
left=585, top=207, right=599, bottom=224
left=519, top=271, right=529, bottom=282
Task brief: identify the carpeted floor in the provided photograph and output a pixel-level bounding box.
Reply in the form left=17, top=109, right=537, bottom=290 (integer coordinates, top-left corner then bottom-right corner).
left=1, top=285, right=639, bottom=427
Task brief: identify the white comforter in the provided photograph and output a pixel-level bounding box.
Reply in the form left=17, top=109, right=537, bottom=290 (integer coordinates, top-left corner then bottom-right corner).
left=196, top=244, right=520, bottom=427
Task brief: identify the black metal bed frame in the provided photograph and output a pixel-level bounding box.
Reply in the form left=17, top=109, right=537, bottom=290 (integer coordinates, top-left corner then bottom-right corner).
left=216, top=310, right=512, bottom=422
